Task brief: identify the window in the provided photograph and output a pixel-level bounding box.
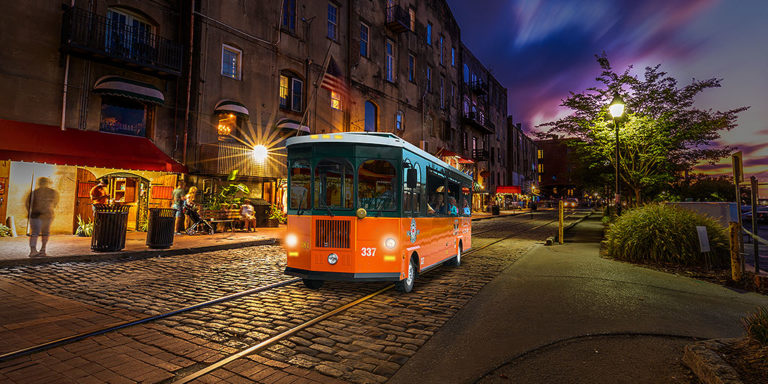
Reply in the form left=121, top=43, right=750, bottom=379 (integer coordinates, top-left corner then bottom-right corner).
left=426, top=66, right=432, bottom=92
left=463, top=64, right=469, bottom=83
left=386, top=39, right=395, bottom=82
left=538, top=163, right=544, bottom=173
left=408, top=54, right=415, bottom=83
left=451, top=47, right=455, bottom=67
left=100, top=95, right=151, bottom=137
left=289, top=160, right=311, bottom=210
left=279, top=73, right=303, bottom=112
left=426, top=170, right=446, bottom=216
left=409, top=8, right=416, bottom=32
left=537, top=149, right=543, bottom=159
left=282, top=0, right=296, bottom=32
left=364, top=101, right=377, bottom=132
left=216, top=113, right=238, bottom=140
left=403, top=163, right=421, bottom=215
left=426, top=22, right=432, bottom=45
left=451, top=83, right=456, bottom=106
left=105, top=9, right=154, bottom=59
left=395, top=110, right=404, bottom=131
left=327, top=3, right=338, bottom=40
left=538, top=175, right=542, bottom=183
left=360, top=23, right=369, bottom=57
left=463, top=131, right=468, bottom=150
left=314, top=159, right=353, bottom=209
left=358, top=159, right=397, bottom=211
left=439, top=76, right=445, bottom=109
left=221, top=44, right=241, bottom=79
left=439, top=35, right=444, bottom=65
left=331, top=91, right=342, bottom=110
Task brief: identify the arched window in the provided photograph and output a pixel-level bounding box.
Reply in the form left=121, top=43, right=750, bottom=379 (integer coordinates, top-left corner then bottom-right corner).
left=364, top=101, right=377, bottom=132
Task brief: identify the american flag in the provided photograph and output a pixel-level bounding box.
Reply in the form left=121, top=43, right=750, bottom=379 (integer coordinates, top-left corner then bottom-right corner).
left=320, top=57, right=349, bottom=101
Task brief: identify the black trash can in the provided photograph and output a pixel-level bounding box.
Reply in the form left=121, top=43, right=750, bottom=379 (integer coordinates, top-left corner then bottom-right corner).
left=146, top=208, right=176, bottom=249
left=252, top=199, right=271, bottom=227
left=91, top=204, right=130, bottom=252
left=492, top=205, right=500, bottom=215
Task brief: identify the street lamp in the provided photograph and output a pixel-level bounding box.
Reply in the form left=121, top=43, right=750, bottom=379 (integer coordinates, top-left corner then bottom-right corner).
left=609, top=92, right=625, bottom=215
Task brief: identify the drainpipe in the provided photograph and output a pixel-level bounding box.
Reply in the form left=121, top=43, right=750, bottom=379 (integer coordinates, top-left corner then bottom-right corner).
left=183, top=0, right=195, bottom=164
left=60, top=0, right=75, bottom=131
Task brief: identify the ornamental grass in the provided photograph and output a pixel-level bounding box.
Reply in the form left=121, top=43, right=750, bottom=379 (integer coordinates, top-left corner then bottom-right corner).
left=604, top=204, right=730, bottom=268
left=742, top=306, right=768, bottom=345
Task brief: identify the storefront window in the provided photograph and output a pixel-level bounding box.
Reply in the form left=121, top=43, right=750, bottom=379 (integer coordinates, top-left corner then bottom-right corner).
left=217, top=113, right=237, bottom=140
left=100, top=95, right=149, bottom=137
left=314, top=159, right=353, bottom=209
left=289, top=160, right=311, bottom=210
left=358, top=159, right=396, bottom=211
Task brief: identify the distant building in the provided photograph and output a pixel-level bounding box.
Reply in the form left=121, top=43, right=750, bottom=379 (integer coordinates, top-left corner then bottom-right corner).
left=535, top=138, right=583, bottom=199
left=506, top=120, right=538, bottom=196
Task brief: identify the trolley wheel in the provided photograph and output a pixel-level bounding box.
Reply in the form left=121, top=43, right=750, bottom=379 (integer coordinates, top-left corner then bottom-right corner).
left=395, top=257, right=416, bottom=293
left=302, top=279, right=324, bottom=290
left=447, top=243, right=462, bottom=267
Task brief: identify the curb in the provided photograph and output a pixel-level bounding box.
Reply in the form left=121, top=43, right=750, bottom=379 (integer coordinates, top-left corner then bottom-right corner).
left=682, top=338, right=743, bottom=384
left=0, top=239, right=278, bottom=268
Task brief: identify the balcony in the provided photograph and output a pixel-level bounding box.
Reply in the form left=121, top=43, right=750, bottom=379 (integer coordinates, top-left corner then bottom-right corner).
left=461, top=111, right=495, bottom=134
left=472, top=149, right=489, bottom=162
left=199, top=143, right=286, bottom=178
left=61, top=7, right=183, bottom=77
left=385, top=5, right=410, bottom=33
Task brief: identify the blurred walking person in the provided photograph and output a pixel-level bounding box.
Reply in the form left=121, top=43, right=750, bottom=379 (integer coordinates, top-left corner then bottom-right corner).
left=25, top=177, right=59, bottom=257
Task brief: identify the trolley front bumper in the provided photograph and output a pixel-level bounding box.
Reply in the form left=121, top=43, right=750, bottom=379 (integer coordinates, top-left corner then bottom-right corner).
left=284, top=267, right=401, bottom=282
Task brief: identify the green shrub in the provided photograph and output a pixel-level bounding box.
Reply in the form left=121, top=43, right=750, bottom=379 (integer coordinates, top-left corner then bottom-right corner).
left=742, top=306, right=768, bottom=345
left=604, top=204, right=729, bottom=267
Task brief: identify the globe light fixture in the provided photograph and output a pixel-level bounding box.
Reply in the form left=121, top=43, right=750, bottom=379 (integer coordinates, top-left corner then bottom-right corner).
left=609, top=93, right=625, bottom=118
left=252, top=144, right=268, bottom=163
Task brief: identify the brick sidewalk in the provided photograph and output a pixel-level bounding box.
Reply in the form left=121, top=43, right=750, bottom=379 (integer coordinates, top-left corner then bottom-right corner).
left=0, top=227, right=285, bottom=267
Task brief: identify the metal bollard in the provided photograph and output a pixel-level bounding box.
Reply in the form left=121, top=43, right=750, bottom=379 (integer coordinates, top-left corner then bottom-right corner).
left=558, top=200, right=564, bottom=245
left=729, top=222, right=742, bottom=281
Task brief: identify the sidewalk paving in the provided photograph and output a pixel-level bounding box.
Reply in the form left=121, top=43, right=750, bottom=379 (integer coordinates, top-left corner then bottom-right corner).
left=391, top=214, right=768, bottom=384
left=0, top=210, right=531, bottom=267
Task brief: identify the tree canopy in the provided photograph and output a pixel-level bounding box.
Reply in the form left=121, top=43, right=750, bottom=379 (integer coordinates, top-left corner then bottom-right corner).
left=540, top=55, right=747, bottom=203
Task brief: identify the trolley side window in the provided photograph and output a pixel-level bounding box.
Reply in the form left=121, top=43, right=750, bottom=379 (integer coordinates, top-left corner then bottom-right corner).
left=461, top=184, right=472, bottom=216
left=358, top=159, right=397, bottom=211
left=289, top=159, right=311, bottom=210
left=447, top=179, right=461, bottom=216
left=403, top=162, right=421, bottom=216
left=426, top=169, right=447, bottom=216
left=314, top=159, right=353, bottom=209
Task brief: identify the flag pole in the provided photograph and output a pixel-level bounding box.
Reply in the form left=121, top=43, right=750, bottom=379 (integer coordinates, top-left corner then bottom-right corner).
left=298, top=42, right=333, bottom=136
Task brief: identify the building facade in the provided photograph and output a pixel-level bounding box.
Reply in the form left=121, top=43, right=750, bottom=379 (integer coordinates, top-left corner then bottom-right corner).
left=0, top=0, right=187, bottom=235
left=506, top=119, right=538, bottom=198
left=535, top=138, right=583, bottom=200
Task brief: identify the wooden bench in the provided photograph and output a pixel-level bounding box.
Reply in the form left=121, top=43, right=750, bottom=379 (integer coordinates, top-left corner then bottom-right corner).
left=200, top=208, right=241, bottom=233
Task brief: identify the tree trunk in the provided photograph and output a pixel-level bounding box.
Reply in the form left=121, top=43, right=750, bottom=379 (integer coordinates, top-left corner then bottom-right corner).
left=634, top=188, right=642, bottom=206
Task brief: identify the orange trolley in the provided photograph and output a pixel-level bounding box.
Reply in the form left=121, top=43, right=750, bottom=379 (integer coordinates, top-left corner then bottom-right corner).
left=283, top=132, right=472, bottom=292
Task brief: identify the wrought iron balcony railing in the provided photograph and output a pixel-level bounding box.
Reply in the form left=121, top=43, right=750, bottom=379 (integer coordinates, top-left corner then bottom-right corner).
left=62, top=7, right=183, bottom=76
left=385, top=5, right=410, bottom=33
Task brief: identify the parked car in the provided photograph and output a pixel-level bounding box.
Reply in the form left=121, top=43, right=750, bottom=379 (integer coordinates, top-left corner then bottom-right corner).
left=742, top=205, right=768, bottom=224
left=564, top=198, right=579, bottom=208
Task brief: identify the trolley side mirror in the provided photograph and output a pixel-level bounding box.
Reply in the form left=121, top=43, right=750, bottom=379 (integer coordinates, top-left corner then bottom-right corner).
left=406, top=168, right=417, bottom=188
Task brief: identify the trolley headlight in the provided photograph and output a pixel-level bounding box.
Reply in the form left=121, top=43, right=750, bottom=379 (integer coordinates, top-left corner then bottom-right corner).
left=385, top=238, right=397, bottom=249
left=285, top=234, right=298, bottom=247
left=327, top=253, right=338, bottom=265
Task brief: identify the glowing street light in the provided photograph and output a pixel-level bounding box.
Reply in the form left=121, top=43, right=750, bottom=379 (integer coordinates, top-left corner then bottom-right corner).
left=252, top=144, right=268, bottom=163
left=609, top=92, right=625, bottom=215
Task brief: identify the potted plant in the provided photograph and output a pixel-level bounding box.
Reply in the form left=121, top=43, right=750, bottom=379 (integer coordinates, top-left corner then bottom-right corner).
left=267, top=204, right=285, bottom=227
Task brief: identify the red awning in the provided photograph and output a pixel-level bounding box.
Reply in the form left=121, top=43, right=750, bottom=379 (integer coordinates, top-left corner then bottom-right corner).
left=0, top=119, right=187, bottom=173
left=437, top=147, right=474, bottom=164
left=496, top=186, right=522, bottom=194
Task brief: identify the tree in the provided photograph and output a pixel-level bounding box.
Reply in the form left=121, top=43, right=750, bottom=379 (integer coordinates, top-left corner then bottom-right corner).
left=540, top=54, right=747, bottom=204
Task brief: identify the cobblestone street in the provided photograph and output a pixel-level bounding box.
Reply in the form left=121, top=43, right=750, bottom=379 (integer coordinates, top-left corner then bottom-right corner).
left=0, top=211, right=586, bottom=383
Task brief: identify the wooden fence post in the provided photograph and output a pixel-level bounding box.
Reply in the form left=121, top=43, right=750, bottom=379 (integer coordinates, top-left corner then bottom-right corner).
left=729, top=221, right=742, bottom=281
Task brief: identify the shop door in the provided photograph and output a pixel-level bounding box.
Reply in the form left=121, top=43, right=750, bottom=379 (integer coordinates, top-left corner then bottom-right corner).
left=263, top=181, right=274, bottom=204
left=73, top=168, right=97, bottom=233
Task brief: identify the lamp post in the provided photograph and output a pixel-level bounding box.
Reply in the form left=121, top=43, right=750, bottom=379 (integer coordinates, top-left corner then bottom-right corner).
left=609, top=92, right=625, bottom=216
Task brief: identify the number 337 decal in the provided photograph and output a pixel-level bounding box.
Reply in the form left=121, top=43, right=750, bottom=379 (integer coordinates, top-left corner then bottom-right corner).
left=360, top=247, right=377, bottom=257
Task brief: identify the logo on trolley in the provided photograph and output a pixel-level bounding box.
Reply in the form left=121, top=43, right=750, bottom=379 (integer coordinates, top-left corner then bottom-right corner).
left=406, top=218, right=420, bottom=243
